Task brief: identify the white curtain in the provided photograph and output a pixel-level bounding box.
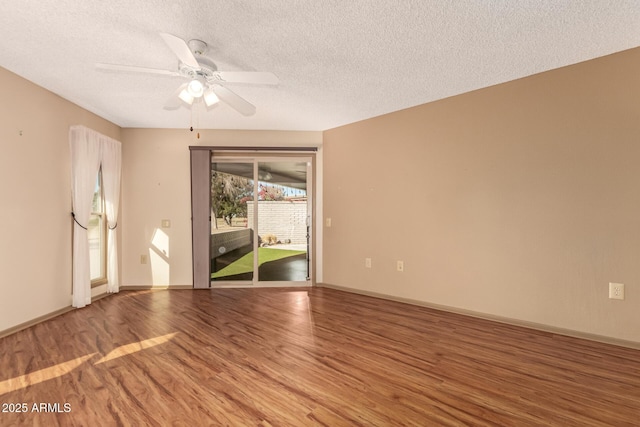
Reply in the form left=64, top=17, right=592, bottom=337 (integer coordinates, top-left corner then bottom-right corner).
left=69, top=126, right=102, bottom=308
left=101, top=138, right=122, bottom=294
left=70, top=126, right=122, bottom=306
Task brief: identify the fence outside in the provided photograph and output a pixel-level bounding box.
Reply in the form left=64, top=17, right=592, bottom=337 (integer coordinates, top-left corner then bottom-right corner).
left=247, top=200, right=308, bottom=245
left=210, top=228, right=252, bottom=259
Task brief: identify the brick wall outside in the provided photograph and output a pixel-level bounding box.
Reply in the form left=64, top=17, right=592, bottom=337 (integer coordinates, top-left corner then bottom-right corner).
left=247, top=200, right=308, bottom=245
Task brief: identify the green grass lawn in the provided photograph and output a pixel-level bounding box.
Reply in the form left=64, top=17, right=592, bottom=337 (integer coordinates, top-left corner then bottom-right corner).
left=211, top=247, right=306, bottom=279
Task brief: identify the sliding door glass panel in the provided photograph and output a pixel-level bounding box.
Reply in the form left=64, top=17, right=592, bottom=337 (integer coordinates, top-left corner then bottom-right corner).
left=256, top=161, right=309, bottom=282
left=210, top=162, right=255, bottom=282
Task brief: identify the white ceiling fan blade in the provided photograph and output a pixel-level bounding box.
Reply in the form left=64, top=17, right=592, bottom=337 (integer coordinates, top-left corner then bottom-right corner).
left=159, top=33, right=199, bottom=68
left=216, top=71, right=279, bottom=85
left=164, top=83, right=189, bottom=110
left=96, top=63, right=180, bottom=77
left=213, top=85, right=256, bottom=116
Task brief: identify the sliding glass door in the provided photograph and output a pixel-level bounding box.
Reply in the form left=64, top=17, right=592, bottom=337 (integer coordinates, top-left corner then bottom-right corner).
left=256, top=160, right=310, bottom=282
left=210, top=156, right=312, bottom=287
left=210, top=161, right=255, bottom=283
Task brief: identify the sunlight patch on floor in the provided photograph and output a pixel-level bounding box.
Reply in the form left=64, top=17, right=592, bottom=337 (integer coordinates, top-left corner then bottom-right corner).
left=0, top=353, right=97, bottom=395
left=95, top=332, right=178, bottom=365
left=0, top=332, right=179, bottom=395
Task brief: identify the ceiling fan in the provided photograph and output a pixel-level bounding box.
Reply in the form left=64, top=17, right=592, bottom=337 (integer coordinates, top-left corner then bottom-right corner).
left=96, top=33, right=279, bottom=116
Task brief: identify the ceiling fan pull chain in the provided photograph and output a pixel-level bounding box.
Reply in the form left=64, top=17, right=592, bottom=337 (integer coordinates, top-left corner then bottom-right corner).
left=195, top=101, right=199, bottom=130
left=195, top=101, right=201, bottom=139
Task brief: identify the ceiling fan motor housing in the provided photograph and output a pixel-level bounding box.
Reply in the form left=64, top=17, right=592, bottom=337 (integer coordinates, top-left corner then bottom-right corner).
left=188, top=39, right=208, bottom=56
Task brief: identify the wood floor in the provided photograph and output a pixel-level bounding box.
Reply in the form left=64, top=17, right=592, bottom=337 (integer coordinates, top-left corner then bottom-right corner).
left=1, top=287, right=639, bottom=426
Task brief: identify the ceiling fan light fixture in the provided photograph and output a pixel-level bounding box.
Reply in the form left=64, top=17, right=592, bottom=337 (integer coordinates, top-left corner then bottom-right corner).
left=178, top=88, right=194, bottom=104
left=203, top=87, right=219, bottom=107
left=187, top=78, right=205, bottom=98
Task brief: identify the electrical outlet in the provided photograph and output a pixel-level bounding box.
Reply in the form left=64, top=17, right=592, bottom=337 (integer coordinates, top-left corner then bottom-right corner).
left=365, top=258, right=372, bottom=268
left=161, top=219, right=171, bottom=228
left=609, top=282, right=625, bottom=300
left=140, top=254, right=148, bottom=264
left=325, top=217, right=332, bottom=227
left=397, top=261, right=404, bottom=272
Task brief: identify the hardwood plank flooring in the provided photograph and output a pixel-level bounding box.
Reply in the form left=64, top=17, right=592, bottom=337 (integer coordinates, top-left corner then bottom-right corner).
left=1, top=287, right=639, bottom=426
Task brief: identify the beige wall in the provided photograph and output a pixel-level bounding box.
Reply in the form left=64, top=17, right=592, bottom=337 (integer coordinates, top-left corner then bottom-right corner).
left=0, top=67, right=120, bottom=332
left=323, top=47, right=640, bottom=343
left=120, top=128, right=322, bottom=287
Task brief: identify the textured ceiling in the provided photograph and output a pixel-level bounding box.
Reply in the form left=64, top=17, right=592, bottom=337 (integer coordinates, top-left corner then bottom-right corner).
left=1, top=1, right=640, bottom=131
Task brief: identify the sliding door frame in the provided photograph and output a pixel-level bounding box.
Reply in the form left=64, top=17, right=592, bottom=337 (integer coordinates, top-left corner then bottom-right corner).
left=189, top=146, right=318, bottom=289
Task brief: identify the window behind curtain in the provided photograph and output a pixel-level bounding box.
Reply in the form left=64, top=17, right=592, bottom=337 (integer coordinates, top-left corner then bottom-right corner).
left=88, top=168, right=107, bottom=286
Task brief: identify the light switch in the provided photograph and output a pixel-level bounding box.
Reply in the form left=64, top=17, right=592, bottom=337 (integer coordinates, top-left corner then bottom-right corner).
left=161, top=219, right=171, bottom=228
